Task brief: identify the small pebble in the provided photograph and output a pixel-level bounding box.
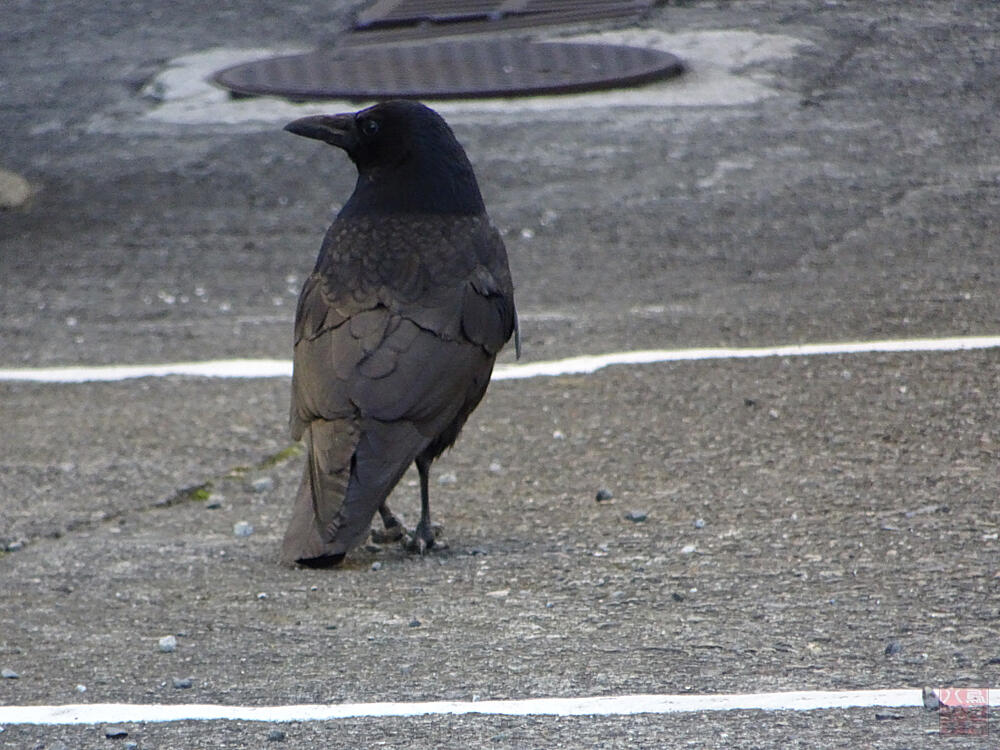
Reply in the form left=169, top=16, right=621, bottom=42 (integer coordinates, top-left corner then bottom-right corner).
left=437, top=472, right=457, bottom=485
left=624, top=510, right=647, bottom=523
left=371, top=561, right=382, bottom=571
left=408, top=618, right=421, bottom=628
left=205, top=495, right=223, bottom=509
left=552, top=430, right=565, bottom=440
left=125, top=742, right=139, bottom=750
left=250, top=477, right=274, bottom=493
left=6, top=541, right=23, bottom=552
left=884, top=641, right=903, bottom=656
left=488, top=461, right=503, bottom=474
left=104, top=726, right=129, bottom=739
left=1, top=668, right=18, bottom=679
left=694, top=518, right=706, bottom=529
left=595, top=489, right=613, bottom=502
left=672, top=592, right=685, bottom=602
left=158, top=635, right=177, bottom=653
left=172, top=677, right=193, bottom=689
left=76, top=684, right=87, bottom=693
left=233, top=521, right=254, bottom=537
left=874, top=712, right=903, bottom=721
left=681, top=544, right=696, bottom=555
left=267, top=729, right=287, bottom=742
left=257, top=592, right=268, bottom=600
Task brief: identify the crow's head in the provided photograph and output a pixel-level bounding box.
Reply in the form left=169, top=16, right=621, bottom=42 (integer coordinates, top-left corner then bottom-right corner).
left=284, top=100, right=485, bottom=215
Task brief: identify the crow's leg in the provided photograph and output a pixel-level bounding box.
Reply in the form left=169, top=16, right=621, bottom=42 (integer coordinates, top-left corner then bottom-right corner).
left=405, top=455, right=440, bottom=554
left=371, top=502, right=406, bottom=543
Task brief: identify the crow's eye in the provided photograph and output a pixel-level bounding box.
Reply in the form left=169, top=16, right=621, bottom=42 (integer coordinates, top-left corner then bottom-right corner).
left=360, top=118, right=380, bottom=137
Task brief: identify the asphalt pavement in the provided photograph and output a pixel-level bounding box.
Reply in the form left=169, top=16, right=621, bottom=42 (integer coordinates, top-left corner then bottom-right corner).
left=2, top=1, right=999, bottom=747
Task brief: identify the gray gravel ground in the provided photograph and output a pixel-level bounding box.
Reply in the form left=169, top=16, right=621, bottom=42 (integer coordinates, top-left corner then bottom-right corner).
left=2, top=0, right=1000, bottom=747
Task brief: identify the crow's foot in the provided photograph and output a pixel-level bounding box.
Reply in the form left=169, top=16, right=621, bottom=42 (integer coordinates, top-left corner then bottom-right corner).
left=404, top=522, right=445, bottom=555
left=371, top=519, right=405, bottom=544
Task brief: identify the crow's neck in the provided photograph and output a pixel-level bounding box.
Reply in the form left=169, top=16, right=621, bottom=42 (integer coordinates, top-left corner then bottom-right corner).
left=340, top=158, right=486, bottom=217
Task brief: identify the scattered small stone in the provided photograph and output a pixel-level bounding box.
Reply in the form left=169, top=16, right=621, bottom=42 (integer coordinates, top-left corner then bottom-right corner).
left=437, top=472, right=457, bottom=485
left=158, top=635, right=177, bottom=653
left=267, top=729, right=287, bottom=742
left=874, top=712, right=903, bottom=721
left=205, top=495, right=223, bottom=509
left=552, top=430, right=566, bottom=440
left=884, top=641, right=903, bottom=657
left=5, top=541, right=24, bottom=552
left=624, top=510, right=647, bottom=523
left=233, top=521, right=254, bottom=537
left=693, top=518, right=706, bottom=529
left=104, top=726, right=129, bottom=739
left=467, top=547, right=488, bottom=556
left=172, top=677, right=193, bottom=689
left=0, top=168, right=32, bottom=209
left=125, top=742, right=139, bottom=750
left=257, top=592, right=268, bottom=600
left=408, top=618, right=421, bottom=628
left=671, top=592, right=685, bottom=602
left=488, top=461, right=503, bottom=473
left=76, top=684, right=87, bottom=693
left=680, top=544, right=696, bottom=555
left=371, top=561, right=382, bottom=571
left=1, top=668, right=18, bottom=679
left=250, top=476, right=274, bottom=493
left=595, top=488, right=613, bottom=503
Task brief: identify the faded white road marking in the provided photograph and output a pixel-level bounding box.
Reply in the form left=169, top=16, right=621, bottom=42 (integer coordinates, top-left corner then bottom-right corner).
left=0, top=688, right=942, bottom=725
left=0, top=358, right=292, bottom=383
left=1, top=336, right=998, bottom=384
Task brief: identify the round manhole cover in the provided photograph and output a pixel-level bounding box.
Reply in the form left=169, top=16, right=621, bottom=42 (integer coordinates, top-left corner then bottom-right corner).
left=213, top=39, right=683, bottom=100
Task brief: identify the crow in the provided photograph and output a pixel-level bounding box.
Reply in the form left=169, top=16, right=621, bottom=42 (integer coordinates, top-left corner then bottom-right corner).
left=280, top=100, right=519, bottom=567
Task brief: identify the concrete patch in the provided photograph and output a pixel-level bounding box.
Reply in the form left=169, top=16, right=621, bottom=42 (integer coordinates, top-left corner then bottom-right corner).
left=128, top=30, right=805, bottom=130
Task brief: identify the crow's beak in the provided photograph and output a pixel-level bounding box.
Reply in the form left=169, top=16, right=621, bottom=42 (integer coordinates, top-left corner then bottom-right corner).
left=284, top=113, right=358, bottom=152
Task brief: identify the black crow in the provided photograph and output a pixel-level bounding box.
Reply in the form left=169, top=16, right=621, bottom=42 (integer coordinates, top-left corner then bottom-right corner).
left=281, top=100, right=519, bottom=567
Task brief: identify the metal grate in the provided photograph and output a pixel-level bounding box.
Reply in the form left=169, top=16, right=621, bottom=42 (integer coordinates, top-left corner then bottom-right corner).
left=354, top=0, right=653, bottom=30
left=213, top=38, right=682, bottom=101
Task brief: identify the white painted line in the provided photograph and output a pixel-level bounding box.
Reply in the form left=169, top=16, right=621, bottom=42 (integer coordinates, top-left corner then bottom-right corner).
left=492, top=335, right=1000, bottom=380
left=0, top=359, right=292, bottom=383
left=0, top=688, right=938, bottom=725
left=1, top=336, right=998, bottom=384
